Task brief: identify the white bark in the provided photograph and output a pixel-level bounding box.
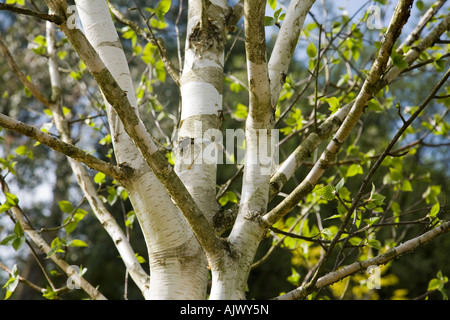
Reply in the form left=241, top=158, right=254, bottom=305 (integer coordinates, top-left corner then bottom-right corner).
left=268, top=0, right=316, bottom=106
left=276, top=220, right=450, bottom=300
left=75, top=0, right=209, bottom=299
left=46, top=20, right=150, bottom=297
left=176, top=0, right=228, bottom=223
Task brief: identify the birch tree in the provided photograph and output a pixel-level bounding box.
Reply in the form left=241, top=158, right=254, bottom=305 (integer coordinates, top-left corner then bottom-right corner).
left=0, top=0, right=449, bottom=300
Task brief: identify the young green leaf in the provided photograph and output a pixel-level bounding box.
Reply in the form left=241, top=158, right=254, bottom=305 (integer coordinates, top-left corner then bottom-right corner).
left=317, top=185, right=336, bottom=201
left=429, top=202, right=440, bottom=219
left=94, top=172, right=106, bottom=184
left=306, top=42, right=317, bottom=58
left=59, top=200, right=74, bottom=214
left=70, top=239, right=88, bottom=248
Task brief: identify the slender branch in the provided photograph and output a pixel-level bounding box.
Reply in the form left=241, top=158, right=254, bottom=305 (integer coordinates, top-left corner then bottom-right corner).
left=45, top=19, right=151, bottom=297
left=0, top=3, right=63, bottom=24
left=0, top=113, right=129, bottom=181
left=397, top=0, right=448, bottom=51
left=0, top=32, right=129, bottom=181
left=44, top=0, right=223, bottom=257
left=274, top=219, right=450, bottom=300
left=0, top=176, right=107, bottom=300
left=108, top=0, right=180, bottom=85
left=0, top=35, right=52, bottom=107
left=268, top=0, right=316, bottom=106
left=263, top=0, right=413, bottom=227
left=308, top=66, right=450, bottom=292
left=0, top=261, right=44, bottom=294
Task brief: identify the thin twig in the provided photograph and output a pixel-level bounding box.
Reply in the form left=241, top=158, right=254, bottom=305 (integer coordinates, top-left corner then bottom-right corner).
left=0, top=3, right=63, bottom=24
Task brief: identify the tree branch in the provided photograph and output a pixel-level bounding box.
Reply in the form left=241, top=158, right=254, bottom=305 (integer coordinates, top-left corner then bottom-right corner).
left=268, top=0, right=316, bottom=106
left=275, top=219, right=450, bottom=300
left=0, top=3, right=63, bottom=24
left=306, top=66, right=450, bottom=293
left=44, top=20, right=151, bottom=296
left=263, top=0, right=414, bottom=226
left=108, top=1, right=180, bottom=86
left=43, top=0, right=223, bottom=258
left=0, top=176, right=107, bottom=300
left=0, top=113, right=129, bottom=182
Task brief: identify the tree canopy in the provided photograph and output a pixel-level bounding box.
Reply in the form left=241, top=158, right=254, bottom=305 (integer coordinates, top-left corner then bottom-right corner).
left=0, top=0, right=449, bottom=301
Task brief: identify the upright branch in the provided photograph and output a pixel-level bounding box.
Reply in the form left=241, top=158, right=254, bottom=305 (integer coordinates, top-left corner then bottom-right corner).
left=268, top=0, right=316, bottom=106
left=276, top=219, right=450, bottom=300
left=44, top=20, right=151, bottom=297
left=236, top=0, right=273, bottom=214
left=0, top=176, right=107, bottom=300
left=43, top=0, right=223, bottom=258
left=263, top=0, right=414, bottom=226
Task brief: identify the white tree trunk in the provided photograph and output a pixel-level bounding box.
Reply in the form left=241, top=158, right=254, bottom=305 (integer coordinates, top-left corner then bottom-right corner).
left=75, top=0, right=208, bottom=299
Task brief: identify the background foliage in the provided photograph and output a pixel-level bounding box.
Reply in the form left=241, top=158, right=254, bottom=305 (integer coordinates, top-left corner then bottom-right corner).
left=0, top=0, right=449, bottom=299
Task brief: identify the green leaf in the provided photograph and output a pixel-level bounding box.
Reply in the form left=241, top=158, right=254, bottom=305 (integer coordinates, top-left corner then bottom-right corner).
left=142, top=42, right=157, bottom=65
left=428, top=278, right=442, bottom=291
left=234, top=103, right=248, bottom=119
left=287, top=268, right=300, bottom=286
left=346, top=164, right=363, bottom=177
left=370, top=193, right=386, bottom=207
left=2, top=273, right=19, bottom=300
left=348, top=237, right=362, bottom=246
left=325, top=214, right=342, bottom=220
left=268, top=0, right=277, bottom=10
left=136, top=253, right=147, bottom=264
left=94, top=172, right=106, bottom=184
left=321, top=228, right=333, bottom=239
left=12, top=236, right=25, bottom=251
left=0, top=192, right=19, bottom=213
left=219, top=191, right=238, bottom=206
left=317, top=185, right=336, bottom=201
left=389, top=167, right=403, bottom=182
left=335, top=178, right=345, bottom=191
left=367, top=239, right=382, bottom=250
left=42, top=286, right=58, bottom=300
left=416, top=1, right=424, bottom=10
left=13, top=221, right=24, bottom=237
left=155, top=0, right=171, bottom=22
left=364, top=217, right=380, bottom=226
left=321, top=97, right=340, bottom=112
left=64, top=209, right=88, bottom=235
left=70, top=239, right=88, bottom=247
left=400, top=180, right=412, bottom=192
left=125, top=211, right=136, bottom=228
left=422, top=185, right=441, bottom=204
left=391, top=52, right=409, bottom=69
left=0, top=234, right=17, bottom=246
left=58, top=200, right=74, bottom=214
left=5, top=193, right=19, bottom=206
left=429, top=202, right=440, bottom=219
left=306, top=42, right=317, bottom=58
left=264, top=16, right=276, bottom=27
left=367, top=99, right=383, bottom=112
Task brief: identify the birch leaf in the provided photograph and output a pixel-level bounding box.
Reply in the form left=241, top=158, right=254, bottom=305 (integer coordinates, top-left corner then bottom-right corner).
left=94, top=172, right=105, bottom=184
left=346, top=164, right=363, bottom=177
left=306, top=42, right=317, bottom=58
left=317, top=185, right=336, bottom=201
left=268, top=0, right=277, bottom=10
left=59, top=200, right=74, bottom=214
left=71, top=239, right=88, bottom=247
left=155, top=0, right=171, bottom=22
left=429, top=202, right=440, bottom=219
